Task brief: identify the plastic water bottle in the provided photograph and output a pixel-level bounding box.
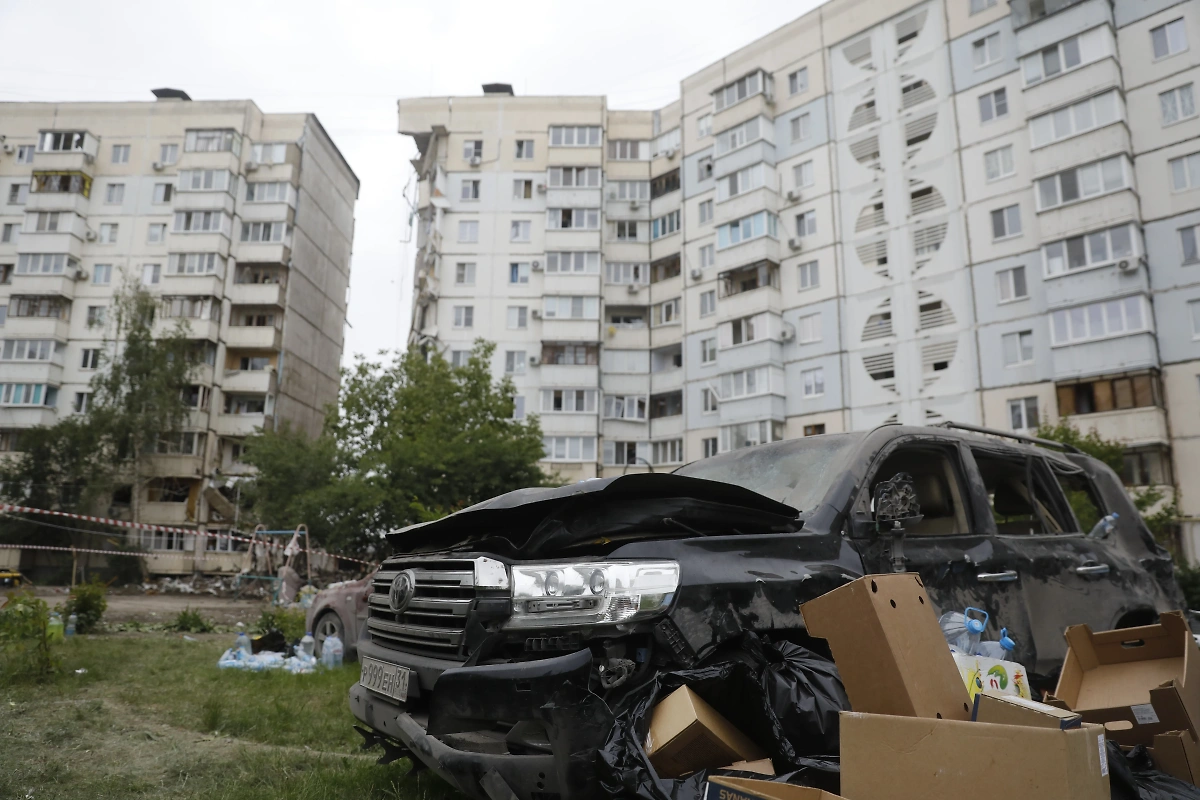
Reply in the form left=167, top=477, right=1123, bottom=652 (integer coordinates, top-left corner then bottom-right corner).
left=321, top=634, right=344, bottom=669
left=47, top=611, right=64, bottom=642
left=976, top=628, right=1016, bottom=661
left=300, top=631, right=315, bottom=658
left=235, top=630, right=252, bottom=658
left=1088, top=513, right=1119, bottom=539
left=66, top=613, right=77, bottom=637
left=938, top=607, right=988, bottom=654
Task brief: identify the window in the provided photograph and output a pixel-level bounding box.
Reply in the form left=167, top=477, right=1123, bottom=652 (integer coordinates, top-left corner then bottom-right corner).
left=717, top=164, right=765, bottom=202
left=611, top=180, right=649, bottom=201
left=650, top=169, right=680, bottom=199
left=721, top=367, right=768, bottom=398
left=788, top=67, right=809, bottom=95
left=153, top=183, right=173, bottom=203
left=605, top=261, right=646, bottom=285
left=547, top=208, right=600, bottom=230
left=105, top=183, right=125, bottom=204
left=98, top=223, right=118, bottom=243
left=1170, top=152, right=1200, bottom=192
left=1182, top=225, right=1200, bottom=264
left=515, top=139, right=534, bottom=159
left=512, top=395, right=526, bottom=420
left=652, top=298, right=680, bottom=326
left=1043, top=224, right=1135, bottom=276
left=462, top=140, right=482, bottom=160
left=604, top=441, right=649, bottom=466
left=542, top=389, right=597, bottom=413
left=1191, top=299, right=1200, bottom=338
left=461, top=179, right=480, bottom=200
left=1008, top=396, right=1039, bottom=431
left=453, top=305, right=474, bottom=328
left=996, top=265, right=1028, bottom=302
left=0, top=383, right=56, bottom=407
left=160, top=143, right=179, bottom=164
left=458, top=220, right=479, bottom=243
left=513, top=179, right=533, bottom=199
left=615, top=221, right=639, bottom=241
left=169, top=253, right=220, bottom=275
left=455, top=262, right=476, bottom=285
left=652, top=439, right=684, bottom=466
left=544, top=295, right=599, bottom=319
left=991, top=204, right=1021, bottom=239
left=1023, top=36, right=1082, bottom=85
left=1051, top=296, right=1150, bottom=345
left=984, top=145, right=1014, bottom=181
left=802, top=367, right=825, bottom=397
left=703, top=437, right=719, bottom=458
left=720, top=420, right=785, bottom=452
left=698, top=156, right=714, bottom=182
left=699, top=200, right=713, bottom=224
left=713, top=70, right=771, bottom=112
left=700, top=244, right=715, bottom=268
left=185, top=129, right=239, bottom=154
left=1036, top=156, right=1127, bottom=210
left=449, top=350, right=470, bottom=368
left=179, top=169, right=232, bottom=192
left=798, top=260, right=820, bottom=290
left=543, top=436, right=597, bottom=463
left=701, top=337, right=717, bottom=364
left=548, top=126, right=601, bottom=147
left=1160, top=84, right=1197, bottom=125
left=77, top=346, right=100, bottom=369
left=142, top=263, right=161, bottom=285
left=651, top=210, right=680, bottom=240
left=717, top=212, right=779, bottom=249
left=10, top=296, right=65, bottom=318
left=1151, top=18, right=1187, bottom=60
left=16, top=253, right=77, bottom=275
left=7, top=183, right=28, bottom=205
left=795, top=210, right=817, bottom=238
left=607, top=140, right=645, bottom=160
left=970, top=0, right=997, bottom=13
left=16, top=145, right=33, bottom=164
left=702, top=388, right=719, bottom=413
left=238, top=356, right=271, bottom=371
left=797, top=313, right=821, bottom=343
left=161, top=296, right=219, bottom=320
left=505, top=350, right=527, bottom=375
left=499, top=262, right=529, bottom=287
left=1002, top=330, right=1034, bottom=365
left=1, top=224, right=12, bottom=243
left=0, top=264, right=9, bottom=284
left=715, top=117, right=767, bottom=156
left=92, top=264, right=112, bottom=285
left=700, top=290, right=716, bottom=317
left=604, top=395, right=648, bottom=420
left=973, top=32, right=1002, bottom=69
left=0, top=305, right=6, bottom=325
left=549, top=166, right=601, bottom=187
left=507, top=306, right=528, bottom=329
left=147, top=223, right=166, bottom=243
left=697, top=114, right=712, bottom=138
left=37, top=131, right=86, bottom=152
left=731, top=315, right=757, bottom=345
left=1, top=339, right=54, bottom=362
left=801, top=423, right=825, bottom=437
left=510, top=220, right=531, bottom=242
left=793, top=160, right=815, bottom=189
left=979, top=88, right=1008, bottom=122
left=240, top=222, right=287, bottom=243
left=1030, top=91, right=1120, bottom=148
left=173, top=211, right=228, bottom=233
left=790, top=113, right=811, bottom=143
left=111, top=144, right=130, bottom=164
left=86, top=306, right=107, bottom=328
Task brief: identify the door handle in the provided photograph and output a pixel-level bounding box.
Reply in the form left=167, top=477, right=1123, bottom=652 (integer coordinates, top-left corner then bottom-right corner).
left=1075, top=563, right=1111, bottom=576
left=976, top=570, right=1019, bottom=582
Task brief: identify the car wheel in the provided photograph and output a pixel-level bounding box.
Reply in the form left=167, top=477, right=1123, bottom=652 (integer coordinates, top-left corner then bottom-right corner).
left=313, top=611, right=344, bottom=658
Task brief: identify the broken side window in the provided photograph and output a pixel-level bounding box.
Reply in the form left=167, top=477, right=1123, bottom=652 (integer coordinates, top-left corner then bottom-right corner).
left=972, top=451, right=1073, bottom=535
left=866, top=445, right=971, bottom=536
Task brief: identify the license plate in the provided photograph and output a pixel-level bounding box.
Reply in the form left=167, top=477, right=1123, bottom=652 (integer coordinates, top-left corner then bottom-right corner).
left=360, top=657, right=411, bottom=702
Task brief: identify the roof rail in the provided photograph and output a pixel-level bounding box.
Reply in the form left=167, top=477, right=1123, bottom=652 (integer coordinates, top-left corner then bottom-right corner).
left=936, top=421, right=1083, bottom=455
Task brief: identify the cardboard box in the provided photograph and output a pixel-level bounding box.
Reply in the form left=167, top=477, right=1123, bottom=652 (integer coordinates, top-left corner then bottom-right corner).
left=799, top=574, right=972, bottom=720
left=973, top=690, right=1083, bottom=730
left=952, top=651, right=1032, bottom=702
left=704, top=776, right=844, bottom=800
left=1149, top=729, right=1200, bottom=786
left=722, top=759, right=775, bottom=776
left=1053, top=611, right=1200, bottom=747
left=645, top=685, right=765, bottom=778
left=839, top=712, right=1110, bottom=800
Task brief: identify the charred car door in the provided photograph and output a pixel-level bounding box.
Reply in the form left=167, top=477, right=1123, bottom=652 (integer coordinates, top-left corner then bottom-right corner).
left=968, top=446, right=1156, bottom=677
left=850, top=436, right=1035, bottom=665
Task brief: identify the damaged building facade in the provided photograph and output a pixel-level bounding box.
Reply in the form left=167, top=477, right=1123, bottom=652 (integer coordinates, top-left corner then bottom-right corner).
left=0, top=92, right=359, bottom=573
left=400, top=0, right=1200, bottom=558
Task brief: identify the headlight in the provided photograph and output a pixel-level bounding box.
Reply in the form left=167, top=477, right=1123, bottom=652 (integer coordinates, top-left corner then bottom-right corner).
left=505, top=560, right=679, bottom=629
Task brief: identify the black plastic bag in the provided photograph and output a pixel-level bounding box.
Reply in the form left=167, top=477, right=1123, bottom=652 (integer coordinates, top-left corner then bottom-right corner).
left=595, top=634, right=847, bottom=800
left=1108, top=742, right=1200, bottom=800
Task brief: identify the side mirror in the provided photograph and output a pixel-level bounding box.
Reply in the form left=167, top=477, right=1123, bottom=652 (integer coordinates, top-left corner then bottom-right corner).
left=872, top=472, right=924, bottom=573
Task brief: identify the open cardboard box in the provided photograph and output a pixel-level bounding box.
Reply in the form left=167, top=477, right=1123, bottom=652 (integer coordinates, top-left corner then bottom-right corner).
left=645, top=685, right=766, bottom=779
left=1052, top=610, right=1200, bottom=748
left=972, top=690, right=1082, bottom=730
left=704, top=776, right=843, bottom=800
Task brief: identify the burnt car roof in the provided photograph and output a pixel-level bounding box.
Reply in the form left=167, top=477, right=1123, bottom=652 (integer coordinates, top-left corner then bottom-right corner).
left=860, top=424, right=1081, bottom=467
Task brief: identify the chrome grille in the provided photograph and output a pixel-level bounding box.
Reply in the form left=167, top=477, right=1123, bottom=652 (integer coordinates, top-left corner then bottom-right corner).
left=367, top=560, right=478, bottom=657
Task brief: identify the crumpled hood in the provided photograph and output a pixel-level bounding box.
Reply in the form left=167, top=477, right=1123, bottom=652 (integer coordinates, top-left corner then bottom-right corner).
left=386, top=473, right=801, bottom=557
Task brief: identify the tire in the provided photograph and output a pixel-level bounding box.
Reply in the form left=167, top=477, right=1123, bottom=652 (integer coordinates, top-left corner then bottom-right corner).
left=313, top=610, right=344, bottom=658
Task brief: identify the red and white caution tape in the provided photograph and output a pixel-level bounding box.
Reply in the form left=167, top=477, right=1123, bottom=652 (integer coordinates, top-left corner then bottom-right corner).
left=0, top=543, right=176, bottom=559
left=0, top=504, right=376, bottom=568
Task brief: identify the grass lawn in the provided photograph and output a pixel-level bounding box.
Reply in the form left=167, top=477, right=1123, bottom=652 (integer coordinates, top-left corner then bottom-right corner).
left=0, top=633, right=460, bottom=800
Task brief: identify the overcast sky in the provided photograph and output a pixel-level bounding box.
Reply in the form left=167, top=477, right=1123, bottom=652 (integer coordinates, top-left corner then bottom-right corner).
left=0, top=0, right=820, bottom=366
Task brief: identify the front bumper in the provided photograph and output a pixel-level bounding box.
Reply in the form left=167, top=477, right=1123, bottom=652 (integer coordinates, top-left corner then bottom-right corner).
left=350, top=647, right=610, bottom=800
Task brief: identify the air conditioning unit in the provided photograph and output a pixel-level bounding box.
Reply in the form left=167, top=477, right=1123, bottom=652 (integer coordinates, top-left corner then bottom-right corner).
left=152, top=161, right=164, bottom=171
left=72, top=268, right=88, bottom=282
left=1117, top=257, right=1146, bottom=272
left=1, top=143, right=14, bottom=155
left=690, top=268, right=703, bottom=280
left=786, top=189, right=801, bottom=202
left=245, top=161, right=260, bottom=172
left=531, top=260, right=543, bottom=271
left=779, top=325, right=796, bottom=342
left=536, top=182, right=547, bottom=193
left=627, top=283, right=640, bottom=295
left=630, top=200, right=640, bottom=210
left=83, top=152, right=95, bottom=164
left=788, top=238, right=803, bottom=251
left=532, top=309, right=543, bottom=319
left=528, top=355, right=541, bottom=366
left=85, top=230, right=97, bottom=241
left=468, top=155, right=482, bottom=167
left=665, top=147, right=678, bottom=159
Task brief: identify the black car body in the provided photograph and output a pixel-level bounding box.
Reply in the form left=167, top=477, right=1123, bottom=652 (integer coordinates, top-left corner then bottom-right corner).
left=349, top=424, right=1185, bottom=800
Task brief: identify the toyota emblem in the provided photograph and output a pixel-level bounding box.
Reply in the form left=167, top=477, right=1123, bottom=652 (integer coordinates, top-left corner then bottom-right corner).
left=389, top=570, right=416, bottom=613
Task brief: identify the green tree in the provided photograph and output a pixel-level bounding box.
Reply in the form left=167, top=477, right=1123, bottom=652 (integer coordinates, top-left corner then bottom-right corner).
left=243, top=341, right=551, bottom=555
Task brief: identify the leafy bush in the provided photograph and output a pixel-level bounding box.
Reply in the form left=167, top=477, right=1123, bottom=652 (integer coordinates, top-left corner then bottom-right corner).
left=62, top=578, right=108, bottom=633
left=0, top=591, right=62, bottom=681
left=168, top=607, right=215, bottom=633
left=255, top=606, right=307, bottom=641
left=1176, top=564, right=1200, bottom=611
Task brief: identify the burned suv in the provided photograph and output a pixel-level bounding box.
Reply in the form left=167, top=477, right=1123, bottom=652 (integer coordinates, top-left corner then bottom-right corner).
left=349, top=424, right=1186, bottom=800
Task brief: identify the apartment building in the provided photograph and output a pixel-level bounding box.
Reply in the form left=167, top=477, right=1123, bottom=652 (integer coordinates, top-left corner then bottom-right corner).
left=400, top=0, right=1200, bottom=558
left=0, top=91, right=358, bottom=573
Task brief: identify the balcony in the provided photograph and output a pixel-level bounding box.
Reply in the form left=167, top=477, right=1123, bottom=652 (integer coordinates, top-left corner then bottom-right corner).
left=176, top=150, right=241, bottom=173
left=161, top=274, right=225, bottom=298
left=714, top=236, right=781, bottom=274
left=0, top=407, right=58, bottom=427
left=224, top=325, right=283, bottom=350
left=227, top=282, right=284, bottom=306
left=10, top=273, right=79, bottom=299
left=215, top=413, right=272, bottom=437
left=25, top=191, right=90, bottom=216
left=718, top=287, right=783, bottom=323
left=1063, top=406, right=1168, bottom=447
left=541, top=318, right=600, bottom=342
left=4, top=316, right=70, bottom=340
left=239, top=200, right=296, bottom=222
left=650, top=368, right=683, bottom=394
left=173, top=191, right=236, bottom=214
left=713, top=187, right=779, bottom=229
left=221, top=368, right=276, bottom=394
left=140, top=502, right=191, bottom=525
left=155, top=317, right=220, bottom=342
left=1, top=362, right=64, bottom=384
left=539, top=364, right=599, bottom=386
left=144, top=454, right=205, bottom=479
left=604, top=323, right=650, bottom=350
left=235, top=239, right=292, bottom=265
left=33, top=151, right=96, bottom=175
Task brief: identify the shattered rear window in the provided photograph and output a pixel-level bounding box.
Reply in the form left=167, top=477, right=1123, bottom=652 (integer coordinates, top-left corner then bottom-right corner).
left=675, top=433, right=862, bottom=511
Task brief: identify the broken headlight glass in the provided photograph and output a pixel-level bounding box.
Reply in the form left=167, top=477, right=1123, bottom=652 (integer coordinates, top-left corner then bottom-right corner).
left=504, top=560, right=679, bottom=628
